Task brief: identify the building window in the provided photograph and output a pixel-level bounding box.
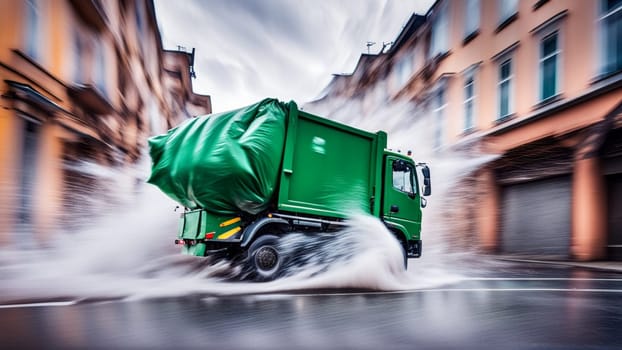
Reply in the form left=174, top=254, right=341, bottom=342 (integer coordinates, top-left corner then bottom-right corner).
left=464, top=72, right=476, bottom=131
left=395, top=54, right=413, bottom=87
left=533, top=0, right=550, bottom=11
left=136, top=1, right=148, bottom=56
left=136, top=1, right=145, bottom=36
left=539, top=31, right=560, bottom=101
left=148, top=98, right=162, bottom=135
left=73, top=32, right=84, bottom=83
left=465, top=0, right=480, bottom=38
left=498, top=58, right=513, bottom=119
left=25, top=0, right=41, bottom=60
left=498, top=0, right=519, bottom=23
left=599, top=0, right=622, bottom=75
left=17, top=119, right=40, bottom=244
left=430, top=4, right=449, bottom=58
left=93, top=40, right=107, bottom=97
left=433, top=88, right=446, bottom=149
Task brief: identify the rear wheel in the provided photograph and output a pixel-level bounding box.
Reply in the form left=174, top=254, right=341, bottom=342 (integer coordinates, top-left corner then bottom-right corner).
left=247, top=235, right=283, bottom=281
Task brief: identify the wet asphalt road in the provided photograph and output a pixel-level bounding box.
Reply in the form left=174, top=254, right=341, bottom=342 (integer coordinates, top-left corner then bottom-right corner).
left=1, top=263, right=622, bottom=350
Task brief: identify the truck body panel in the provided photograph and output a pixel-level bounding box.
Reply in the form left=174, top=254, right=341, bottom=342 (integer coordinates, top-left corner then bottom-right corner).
left=277, top=105, right=386, bottom=218
left=179, top=209, right=242, bottom=241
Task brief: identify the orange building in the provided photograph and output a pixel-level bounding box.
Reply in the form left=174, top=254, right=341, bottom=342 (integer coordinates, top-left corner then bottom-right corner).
left=309, top=0, right=622, bottom=261
left=0, top=0, right=211, bottom=246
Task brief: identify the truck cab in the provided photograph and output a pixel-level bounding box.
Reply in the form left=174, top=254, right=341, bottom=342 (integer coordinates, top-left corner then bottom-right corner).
left=382, top=151, right=431, bottom=259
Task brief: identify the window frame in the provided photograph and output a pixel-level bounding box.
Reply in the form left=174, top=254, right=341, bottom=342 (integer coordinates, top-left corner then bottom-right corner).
left=538, top=30, right=562, bottom=102
left=463, top=68, right=477, bottom=132
left=25, top=0, right=42, bottom=61
left=429, top=2, right=449, bottom=58
left=498, top=0, right=519, bottom=23
left=497, top=57, right=514, bottom=120
left=395, top=53, right=413, bottom=88
left=73, top=30, right=84, bottom=83
left=432, top=85, right=447, bottom=149
left=92, top=39, right=108, bottom=97
left=135, top=1, right=148, bottom=55
left=598, top=0, right=622, bottom=76
left=464, top=0, right=480, bottom=39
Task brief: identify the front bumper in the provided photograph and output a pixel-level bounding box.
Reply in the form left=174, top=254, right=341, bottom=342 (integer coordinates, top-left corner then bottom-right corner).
left=407, top=240, right=422, bottom=258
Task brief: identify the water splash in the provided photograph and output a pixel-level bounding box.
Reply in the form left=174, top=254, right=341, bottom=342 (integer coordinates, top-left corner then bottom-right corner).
left=1, top=82, right=496, bottom=302
left=306, top=81, right=498, bottom=258
left=0, top=182, right=459, bottom=302
left=0, top=163, right=464, bottom=303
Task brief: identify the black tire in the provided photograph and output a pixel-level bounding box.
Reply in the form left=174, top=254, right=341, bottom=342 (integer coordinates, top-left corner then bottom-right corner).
left=247, top=235, right=283, bottom=281
left=400, top=241, right=408, bottom=270
left=393, top=235, right=408, bottom=270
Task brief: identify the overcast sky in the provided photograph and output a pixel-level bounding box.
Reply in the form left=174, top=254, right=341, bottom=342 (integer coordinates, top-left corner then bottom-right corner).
left=154, top=0, right=434, bottom=113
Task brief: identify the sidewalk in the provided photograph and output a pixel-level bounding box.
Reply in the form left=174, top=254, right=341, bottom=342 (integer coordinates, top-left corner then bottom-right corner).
left=496, top=256, right=622, bottom=273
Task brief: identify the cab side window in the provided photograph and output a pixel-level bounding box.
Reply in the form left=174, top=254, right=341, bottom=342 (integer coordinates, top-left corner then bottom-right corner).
left=392, top=161, right=416, bottom=195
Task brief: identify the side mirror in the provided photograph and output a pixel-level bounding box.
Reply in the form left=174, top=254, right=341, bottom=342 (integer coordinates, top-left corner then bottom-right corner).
left=417, top=163, right=431, bottom=196
left=421, top=197, right=427, bottom=208
left=423, top=178, right=431, bottom=196
left=421, top=166, right=430, bottom=178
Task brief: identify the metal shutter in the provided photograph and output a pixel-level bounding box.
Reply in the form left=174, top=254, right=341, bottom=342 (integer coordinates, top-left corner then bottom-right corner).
left=501, top=176, right=571, bottom=258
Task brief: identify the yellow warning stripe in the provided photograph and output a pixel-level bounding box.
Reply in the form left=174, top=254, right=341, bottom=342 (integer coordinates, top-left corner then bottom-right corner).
left=218, top=226, right=241, bottom=240
left=219, top=217, right=241, bottom=228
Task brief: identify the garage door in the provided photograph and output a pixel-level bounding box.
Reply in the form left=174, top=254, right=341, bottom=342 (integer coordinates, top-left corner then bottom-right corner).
left=501, top=176, right=571, bottom=258
left=607, top=174, right=622, bottom=261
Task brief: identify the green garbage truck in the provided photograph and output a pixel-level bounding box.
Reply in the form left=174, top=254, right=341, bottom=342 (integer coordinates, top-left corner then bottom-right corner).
left=148, top=98, right=430, bottom=279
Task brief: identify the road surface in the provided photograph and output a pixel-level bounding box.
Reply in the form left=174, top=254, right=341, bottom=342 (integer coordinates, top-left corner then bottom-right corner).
left=1, top=262, right=621, bottom=349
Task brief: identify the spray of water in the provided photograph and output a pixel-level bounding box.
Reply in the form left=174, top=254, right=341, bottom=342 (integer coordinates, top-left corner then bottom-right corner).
left=306, top=81, right=497, bottom=266
left=0, top=175, right=460, bottom=302
left=0, top=79, right=497, bottom=302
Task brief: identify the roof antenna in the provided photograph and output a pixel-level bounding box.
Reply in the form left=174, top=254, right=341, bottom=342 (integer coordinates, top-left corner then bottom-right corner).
left=381, top=41, right=394, bottom=53
left=366, top=41, right=376, bottom=54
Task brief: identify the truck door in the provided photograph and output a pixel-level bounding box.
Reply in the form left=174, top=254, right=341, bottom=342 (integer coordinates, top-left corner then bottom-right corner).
left=383, top=157, right=422, bottom=240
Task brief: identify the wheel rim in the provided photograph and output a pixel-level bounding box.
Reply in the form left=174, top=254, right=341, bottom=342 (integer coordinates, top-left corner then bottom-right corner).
left=254, top=246, right=279, bottom=273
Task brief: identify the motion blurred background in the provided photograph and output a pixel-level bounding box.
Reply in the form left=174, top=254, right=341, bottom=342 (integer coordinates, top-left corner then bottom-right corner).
left=0, top=0, right=621, bottom=266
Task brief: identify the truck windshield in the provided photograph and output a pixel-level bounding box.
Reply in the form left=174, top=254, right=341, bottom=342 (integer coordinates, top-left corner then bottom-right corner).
left=392, top=162, right=416, bottom=195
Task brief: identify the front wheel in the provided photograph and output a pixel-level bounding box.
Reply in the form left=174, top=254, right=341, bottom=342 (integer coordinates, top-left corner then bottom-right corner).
left=400, top=242, right=408, bottom=270
left=247, top=235, right=283, bottom=281
left=394, top=236, right=408, bottom=270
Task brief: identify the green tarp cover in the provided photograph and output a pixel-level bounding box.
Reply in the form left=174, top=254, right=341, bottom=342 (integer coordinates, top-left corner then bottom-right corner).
left=147, top=98, right=289, bottom=215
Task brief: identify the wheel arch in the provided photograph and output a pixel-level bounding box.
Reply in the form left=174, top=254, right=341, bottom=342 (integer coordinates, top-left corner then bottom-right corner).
left=384, top=221, right=408, bottom=249
left=240, top=217, right=290, bottom=248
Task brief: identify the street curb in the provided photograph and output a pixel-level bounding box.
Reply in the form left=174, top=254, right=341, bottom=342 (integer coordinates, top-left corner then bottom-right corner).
left=0, top=295, right=128, bottom=308
left=496, top=257, right=622, bottom=274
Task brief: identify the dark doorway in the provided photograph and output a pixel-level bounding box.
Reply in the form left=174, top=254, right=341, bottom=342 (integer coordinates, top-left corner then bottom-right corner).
left=607, top=174, right=622, bottom=260
left=16, top=119, right=40, bottom=247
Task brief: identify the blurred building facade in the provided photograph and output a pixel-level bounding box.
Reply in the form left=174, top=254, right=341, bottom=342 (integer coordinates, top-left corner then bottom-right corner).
left=0, top=0, right=211, bottom=246
left=309, top=0, right=622, bottom=261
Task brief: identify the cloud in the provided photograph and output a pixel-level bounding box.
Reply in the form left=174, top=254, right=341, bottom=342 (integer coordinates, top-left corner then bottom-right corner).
left=154, top=0, right=434, bottom=113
